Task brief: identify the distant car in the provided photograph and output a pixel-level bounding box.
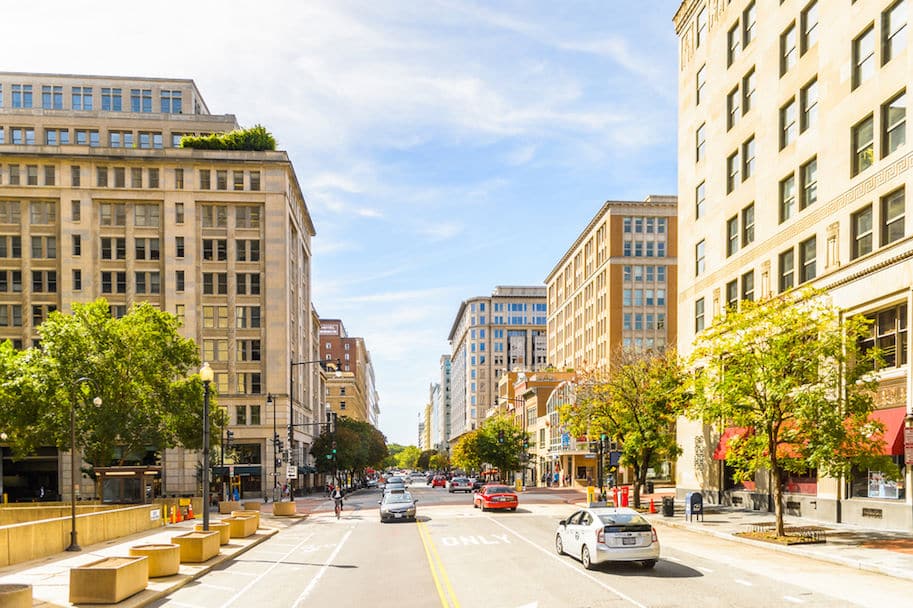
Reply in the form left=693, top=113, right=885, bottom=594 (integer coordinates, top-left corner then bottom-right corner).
left=555, top=507, right=660, bottom=570
left=431, top=475, right=447, bottom=488
left=408, top=473, right=426, bottom=485
left=384, top=479, right=406, bottom=494
left=366, top=479, right=378, bottom=488
left=473, top=485, right=518, bottom=511
left=447, top=477, right=472, bottom=493
left=470, top=477, right=485, bottom=491
left=379, top=491, right=418, bottom=522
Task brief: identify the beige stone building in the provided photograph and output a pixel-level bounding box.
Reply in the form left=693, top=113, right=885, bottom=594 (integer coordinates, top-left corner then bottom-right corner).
left=674, top=0, right=912, bottom=529
left=543, top=195, right=678, bottom=487
left=319, top=318, right=380, bottom=426
left=0, top=72, right=323, bottom=501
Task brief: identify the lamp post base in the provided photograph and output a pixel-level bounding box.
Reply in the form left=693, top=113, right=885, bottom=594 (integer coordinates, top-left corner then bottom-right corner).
left=66, top=531, right=81, bottom=552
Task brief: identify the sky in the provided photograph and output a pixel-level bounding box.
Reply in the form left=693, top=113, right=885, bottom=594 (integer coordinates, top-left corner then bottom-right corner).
left=2, top=0, right=682, bottom=445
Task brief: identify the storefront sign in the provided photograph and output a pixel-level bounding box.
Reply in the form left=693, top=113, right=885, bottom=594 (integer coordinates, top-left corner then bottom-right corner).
left=903, top=427, right=913, bottom=465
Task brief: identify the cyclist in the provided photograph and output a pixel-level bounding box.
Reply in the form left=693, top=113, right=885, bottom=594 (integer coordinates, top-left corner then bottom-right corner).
left=332, top=486, right=344, bottom=519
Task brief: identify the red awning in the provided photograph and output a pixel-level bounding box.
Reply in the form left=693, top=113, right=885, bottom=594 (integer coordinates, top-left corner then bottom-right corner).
left=869, top=406, right=907, bottom=455
left=713, top=427, right=750, bottom=460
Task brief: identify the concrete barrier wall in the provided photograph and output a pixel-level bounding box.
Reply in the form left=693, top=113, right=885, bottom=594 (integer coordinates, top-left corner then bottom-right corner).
left=0, top=504, right=166, bottom=567
left=0, top=504, right=115, bottom=526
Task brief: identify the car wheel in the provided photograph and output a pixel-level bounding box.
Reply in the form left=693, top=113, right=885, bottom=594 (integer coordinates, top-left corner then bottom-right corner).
left=642, top=559, right=657, bottom=569
left=555, top=534, right=564, bottom=555
left=581, top=545, right=595, bottom=570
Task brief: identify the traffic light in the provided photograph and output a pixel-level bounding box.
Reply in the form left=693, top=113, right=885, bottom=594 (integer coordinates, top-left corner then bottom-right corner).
left=331, top=441, right=337, bottom=455
left=522, top=436, right=529, bottom=449
left=498, top=430, right=505, bottom=443
left=226, top=430, right=234, bottom=448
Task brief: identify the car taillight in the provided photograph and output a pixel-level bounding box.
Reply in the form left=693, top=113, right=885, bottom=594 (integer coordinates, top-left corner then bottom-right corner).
left=597, top=529, right=605, bottom=544
left=651, top=527, right=658, bottom=543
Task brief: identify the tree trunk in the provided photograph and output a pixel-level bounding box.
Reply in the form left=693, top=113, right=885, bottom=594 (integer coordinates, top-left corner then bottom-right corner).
left=772, top=463, right=785, bottom=536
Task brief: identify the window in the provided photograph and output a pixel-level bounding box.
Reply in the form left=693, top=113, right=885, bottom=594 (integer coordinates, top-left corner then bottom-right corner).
left=237, top=240, right=261, bottom=262
left=799, top=236, right=817, bottom=283
left=780, top=99, right=797, bottom=149
left=779, top=249, right=795, bottom=292
left=131, top=88, right=152, bottom=113
left=801, top=79, right=818, bottom=132
left=149, top=168, right=161, bottom=190
left=726, top=280, right=738, bottom=309
left=8, top=165, right=19, bottom=185
left=742, top=68, right=756, bottom=114
left=801, top=1, right=819, bottom=53
left=101, top=237, right=126, bottom=260
left=742, top=203, right=755, bottom=246
left=175, top=202, right=185, bottom=223
left=743, top=2, right=757, bottom=47
left=233, top=171, right=244, bottom=191
left=11, top=84, right=32, bottom=108
left=781, top=23, right=797, bottom=75
left=203, top=273, right=228, bottom=295
left=727, top=216, right=739, bottom=256
left=71, top=87, right=93, bottom=111
left=727, top=86, right=740, bottom=130
left=780, top=174, right=796, bottom=223
left=741, top=136, right=755, bottom=180
left=695, top=124, right=706, bottom=163
left=71, top=166, right=81, bottom=187
left=728, top=21, right=741, bottom=66
left=695, top=240, right=706, bottom=276
left=135, top=238, right=160, bottom=260
left=101, top=87, right=122, bottom=111
left=695, top=181, right=706, bottom=219
left=741, top=270, right=755, bottom=302
left=96, top=166, right=108, bottom=187
left=26, top=165, right=37, bottom=186
left=72, top=234, right=81, bottom=256
left=852, top=204, right=874, bottom=259
left=727, top=150, right=739, bottom=193
left=0, top=202, right=20, bottom=224
left=134, top=271, right=160, bottom=294
left=795, top=157, right=817, bottom=212
left=175, top=236, right=185, bottom=258
left=202, top=205, right=228, bottom=228
left=695, top=298, right=706, bottom=333
left=853, top=26, right=876, bottom=89
left=216, top=170, right=228, bottom=190
left=175, top=168, right=184, bottom=189
left=249, top=171, right=261, bottom=191
left=881, top=187, right=905, bottom=245
left=236, top=206, right=261, bottom=229
left=202, top=239, right=227, bottom=261
left=113, top=167, right=126, bottom=188
left=853, top=114, right=875, bottom=175
left=235, top=406, right=247, bottom=426
left=160, top=90, right=182, bottom=114
left=883, top=0, right=908, bottom=64
left=696, top=65, right=706, bottom=105
left=203, top=306, right=228, bottom=329
left=73, top=269, right=82, bottom=291
left=883, top=90, right=907, bottom=157
left=29, top=202, right=55, bottom=225
left=237, top=340, right=262, bottom=362
left=199, top=169, right=211, bottom=189
left=134, top=204, right=160, bottom=227
left=176, top=270, right=185, bottom=292
left=696, top=8, right=707, bottom=48
left=859, top=304, right=908, bottom=369
left=236, top=306, right=261, bottom=328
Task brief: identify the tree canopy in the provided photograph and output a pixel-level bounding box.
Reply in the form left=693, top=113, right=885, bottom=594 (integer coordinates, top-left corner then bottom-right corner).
left=179, top=125, right=276, bottom=151
left=0, top=299, right=217, bottom=469
left=689, top=290, right=891, bottom=535
left=311, top=417, right=387, bottom=482
left=394, top=445, right=421, bottom=470
left=450, top=430, right=483, bottom=473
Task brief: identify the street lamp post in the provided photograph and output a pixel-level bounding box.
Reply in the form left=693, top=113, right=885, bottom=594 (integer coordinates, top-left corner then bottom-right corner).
left=267, top=393, right=278, bottom=502
left=0, top=431, right=7, bottom=504
left=200, top=362, right=214, bottom=532
left=289, top=358, right=341, bottom=497
left=67, top=377, right=101, bottom=552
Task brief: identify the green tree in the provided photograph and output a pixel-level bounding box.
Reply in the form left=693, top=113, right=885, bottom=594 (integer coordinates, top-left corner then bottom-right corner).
left=416, top=449, right=437, bottom=470
left=565, top=349, right=688, bottom=507
left=689, top=290, right=890, bottom=536
left=0, top=300, right=218, bottom=474
left=479, top=415, right=525, bottom=481
left=311, top=418, right=387, bottom=484
left=450, top=430, right=483, bottom=473
left=383, top=443, right=408, bottom=469
left=394, top=445, right=421, bottom=469
left=429, top=452, right=449, bottom=471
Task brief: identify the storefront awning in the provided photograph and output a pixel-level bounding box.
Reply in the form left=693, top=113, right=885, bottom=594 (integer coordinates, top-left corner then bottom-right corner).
left=712, top=427, right=750, bottom=460
left=869, top=406, right=907, bottom=455
left=212, top=465, right=262, bottom=476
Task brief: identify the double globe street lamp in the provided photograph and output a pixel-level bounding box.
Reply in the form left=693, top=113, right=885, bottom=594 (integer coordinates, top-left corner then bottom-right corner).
left=67, top=377, right=102, bottom=552
left=200, top=362, right=215, bottom=532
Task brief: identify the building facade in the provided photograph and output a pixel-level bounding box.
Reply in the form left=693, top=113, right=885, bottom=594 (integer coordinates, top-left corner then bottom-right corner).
left=447, top=286, right=548, bottom=445
left=673, top=0, right=913, bottom=529
left=440, top=355, right=452, bottom=451
left=319, top=318, right=380, bottom=425
left=0, top=71, right=320, bottom=501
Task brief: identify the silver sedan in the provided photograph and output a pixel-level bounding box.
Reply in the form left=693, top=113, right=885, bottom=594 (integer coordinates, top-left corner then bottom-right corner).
left=555, top=507, right=660, bottom=570
left=379, top=491, right=418, bottom=522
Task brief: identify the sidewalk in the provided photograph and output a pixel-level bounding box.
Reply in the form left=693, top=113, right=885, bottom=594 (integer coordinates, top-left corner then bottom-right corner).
left=0, top=497, right=328, bottom=608
left=540, top=484, right=913, bottom=583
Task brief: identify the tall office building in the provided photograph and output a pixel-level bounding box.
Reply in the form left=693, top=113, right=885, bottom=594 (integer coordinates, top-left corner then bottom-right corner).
left=440, top=354, right=452, bottom=451
left=674, top=1, right=912, bottom=528
left=319, top=318, right=380, bottom=425
left=0, top=72, right=319, bottom=500
left=447, top=286, right=547, bottom=445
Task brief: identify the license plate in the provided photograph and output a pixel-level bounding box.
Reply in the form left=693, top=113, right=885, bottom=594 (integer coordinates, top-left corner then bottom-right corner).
left=395, top=513, right=403, bottom=518
left=622, top=537, right=636, bottom=546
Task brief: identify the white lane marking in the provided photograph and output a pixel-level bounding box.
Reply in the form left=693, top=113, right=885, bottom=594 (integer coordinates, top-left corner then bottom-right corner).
left=484, top=517, right=647, bottom=608
left=734, top=579, right=753, bottom=586
left=196, top=582, right=236, bottom=592
left=292, top=528, right=354, bottom=608
left=664, top=555, right=682, bottom=562
left=783, top=596, right=804, bottom=604
left=218, top=533, right=314, bottom=608
left=697, top=566, right=714, bottom=573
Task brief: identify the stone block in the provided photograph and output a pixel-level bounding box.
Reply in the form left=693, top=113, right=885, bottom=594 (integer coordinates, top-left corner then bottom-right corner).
left=68, top=556, right=148, bottom=604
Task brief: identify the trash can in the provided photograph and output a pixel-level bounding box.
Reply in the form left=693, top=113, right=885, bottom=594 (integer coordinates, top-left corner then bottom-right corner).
left=645, top=480, right=654, bottom=494
left=662, top=496, right=674, bottom=517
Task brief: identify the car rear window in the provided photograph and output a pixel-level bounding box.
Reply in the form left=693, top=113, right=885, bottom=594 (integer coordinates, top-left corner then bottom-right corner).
left=597, top=513, right=649, bottom=526
left=453, top=478, right=469, bottom=483
left=487, top=486, right=513, bottom=493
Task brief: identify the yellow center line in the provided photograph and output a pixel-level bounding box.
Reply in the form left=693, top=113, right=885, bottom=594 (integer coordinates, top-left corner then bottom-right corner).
left=417, top=521, right=461, bottom=608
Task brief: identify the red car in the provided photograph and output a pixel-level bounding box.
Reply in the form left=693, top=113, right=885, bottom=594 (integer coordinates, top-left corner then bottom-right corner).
left=431, top=475, right=447, bottom=488
left=473, top=484, right=518, bottom=511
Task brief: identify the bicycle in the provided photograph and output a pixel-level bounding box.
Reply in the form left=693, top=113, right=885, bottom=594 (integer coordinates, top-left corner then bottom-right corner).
left=334, top=499, right=343, bottom=519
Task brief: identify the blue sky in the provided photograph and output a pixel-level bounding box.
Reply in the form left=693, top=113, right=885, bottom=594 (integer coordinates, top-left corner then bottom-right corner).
left=3, top=0, right=681, bottom=445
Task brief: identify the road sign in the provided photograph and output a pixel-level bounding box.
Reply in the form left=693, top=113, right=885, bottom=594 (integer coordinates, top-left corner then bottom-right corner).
left=904, top=427, right=913, bottom=465
left=286, top=465, right=297, bottom=480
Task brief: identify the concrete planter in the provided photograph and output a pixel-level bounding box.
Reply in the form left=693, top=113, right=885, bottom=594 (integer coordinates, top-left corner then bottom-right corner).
left=171, top=531, right=220, bottom=563
left=272, top=501, right=297, bottom=516
left=225, top=515, right=257, bottom=538
left=231, top=509, right=260, bottom=529
left=218, top=500, right=242, bottom=514
left=241, top=500, right=263, bottom=511
left=128, top=544, right=180, bottom=578
left=0, top=584, right=32, bottom=608
left=195, top=521, right=231, bottom=545
left=68, top=556, right=148, bottom=604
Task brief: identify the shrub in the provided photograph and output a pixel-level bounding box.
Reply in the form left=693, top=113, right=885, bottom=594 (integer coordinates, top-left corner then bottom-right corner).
left=179, top=124, right=276, bottom=151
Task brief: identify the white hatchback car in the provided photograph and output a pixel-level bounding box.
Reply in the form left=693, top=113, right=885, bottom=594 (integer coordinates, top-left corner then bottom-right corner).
left=555, top=507, right=659, bottom=570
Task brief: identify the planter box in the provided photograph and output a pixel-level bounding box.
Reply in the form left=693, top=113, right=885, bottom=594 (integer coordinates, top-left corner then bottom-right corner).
left=0, top=584, right=32, bottom=608
left=195, top=521, right=231, bottom=545
left=231, top=509, right=260, bottom=529
left=128, top=544, right=180, bottom=578
left=171, top=531, right=220, bottom=563
left=218, top=500, right=242, bottom=514
left=68, top=556, right=148, bottom=604
left=225, top=515, right=257, bottom=538
left=272, top=501, right=297, bottom=516
left=242, top=500, right=263, bottom=511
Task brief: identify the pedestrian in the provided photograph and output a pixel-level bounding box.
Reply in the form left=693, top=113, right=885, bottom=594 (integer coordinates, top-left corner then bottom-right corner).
left=564, top=473, right=571, bottom=487
left=586, top=474, right=593, bottom=488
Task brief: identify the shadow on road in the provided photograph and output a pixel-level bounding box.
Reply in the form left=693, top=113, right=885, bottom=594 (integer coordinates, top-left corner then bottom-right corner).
left=598, top=560, right=704, bottom=579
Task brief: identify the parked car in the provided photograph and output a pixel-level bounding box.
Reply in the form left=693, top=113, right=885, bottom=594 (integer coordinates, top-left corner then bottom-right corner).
left=555, top=507, right=659, bottom=570
left=469, top=477, right=485, bottom=491
left=379, top=491, right=418, bottom=522
left=431, top=475, right=447, bottom=488
left=447, top=477, right=473, bottom=493
left=473, top=484, right=518, bottom=511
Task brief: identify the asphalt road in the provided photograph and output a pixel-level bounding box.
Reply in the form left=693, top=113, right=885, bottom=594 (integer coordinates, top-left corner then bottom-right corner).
left=150, top=485, right=912, bottom=607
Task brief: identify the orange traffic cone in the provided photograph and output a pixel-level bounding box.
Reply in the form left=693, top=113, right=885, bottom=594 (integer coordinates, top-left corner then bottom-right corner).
left=186, top=503, right=195, bottom=520
left=649, top=499, right=657, bottom=514
left=169, top=505, right=176, bottom=524
left=176, top=505, right=183, bottom=523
